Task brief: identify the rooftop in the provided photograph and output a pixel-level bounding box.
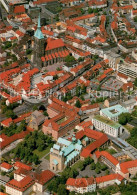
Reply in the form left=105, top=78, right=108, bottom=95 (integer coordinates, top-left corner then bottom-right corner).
left=101, top=104, right=128, bottom=118
left=93, top=115, right=121, bottom=129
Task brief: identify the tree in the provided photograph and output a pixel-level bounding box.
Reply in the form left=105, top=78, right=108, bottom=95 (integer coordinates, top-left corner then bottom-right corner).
left=33, top=105, right=38, bottom=111
left=84, top=157, right=93, bottom=166
left=39, top=105, right=46, bottom=111
left=81, top=85, right=87, bottom=94
left=134, top=78, right=137, bottom=87
left=78, top=57, right=84, bottom=62
left=44, top=111, right=49, bottom=116
left=47, top=180, right=58, bottom=192
left=69, top=192, right=76, bottom=195
left=4, top=41, right=12, bottom=49
left=88, top=8, right=93, bottom=14
left=118, top=113, right=132, bottom=125
left=0, top=185, right=5, bottom=192
left=95, top=167, right=100, bottom=174
left=56, top=67, right=61, bottom=71
left=134, top=16, right=137, bottom=22
left=76, top=86, right=81, bottom=97
left=127, top=127, right=137, bottom=149
left=101, top=164, right=108, bottom=171
left=16, top=120, right=26, bottom=132
left=53, top=74, right=58, bottom=80
left=105, top=169, right=110, bottom=175
left=9, top=172, right=14, bottom=180
left=75, top=100, right=81, bottom=108
left=57, top=184, right=67, bottom=195
left=33, top=154, right=39, bottom=165
left=5, top=110, right=15, bottom=118
left=90, top=162, right=96, bottom=170
left=26, top=49, right=32, bottom=55
left=79, top=161, right=85, bottom=171
left=1, top=171, right=6, bottom=176
left=65, top=55, right=75, bottom=63
left=81, top=8, right=85, bottom=15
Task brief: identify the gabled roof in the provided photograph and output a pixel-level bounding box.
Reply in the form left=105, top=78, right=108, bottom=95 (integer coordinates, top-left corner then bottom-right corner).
left=46, top=38, right=65, bottom=51
left=80, top=134, right=108, bottom=158
left=96, top=174, right=124, bottom=183
left=120, top=159, right=137, bottom=174
left=95, top=150, right=119, bottom=166
left=35, top=170, right=55, bottom=185
left=1, top=118, right=12, bottom=127
left=14, top=5, right=25, bottom=14
left=14, top=162, right=32, bottom=171
left=6, top=175, right=35, bottom=192
left=0, top=162, right=12, bottom=170
left=66, top=177, right=95, bottom=187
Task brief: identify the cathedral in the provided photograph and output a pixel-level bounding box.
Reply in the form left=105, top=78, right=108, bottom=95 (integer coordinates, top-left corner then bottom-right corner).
left=33, top=15, right=69, bottom=68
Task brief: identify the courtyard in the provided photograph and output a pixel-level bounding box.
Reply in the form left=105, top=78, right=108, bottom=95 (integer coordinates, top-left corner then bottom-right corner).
left=71, top=159, right=113, bottom=179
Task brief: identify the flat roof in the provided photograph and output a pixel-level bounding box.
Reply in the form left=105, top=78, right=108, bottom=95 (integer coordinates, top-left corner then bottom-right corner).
left=101, top=105, right=128, bottom=118
left=94, top=115, right=121, bottom=129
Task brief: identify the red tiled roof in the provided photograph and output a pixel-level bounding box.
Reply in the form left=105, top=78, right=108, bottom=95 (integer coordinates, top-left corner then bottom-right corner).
left=75, top=130, right=85, bottom=140
left=120, top=159, right=137, bottom=174
left=0, top=162, right=12, bottom=170
left=95, top=150, right=119, bottom=166
left=46, top=38, right=65, bottom=51
left=6, top=175, right=34, bottom=192
left=13, top=112, right=32, bottom=123
left=14, top=5, right=25, bottom=14
left=8, top=95, right=22, bottom=104
left=96, top=174, right=124, bottom=184
left=0, top=127, right=34, bottom=149
left=80, top=134, right=108, bottom=158
left=81, top=103, right=99, bottom=111
left=117, top=72, right=128, bottom=79
left=66, top=177, right=95, bottom=187
left=14, top=162, right=32, bottom=171
left=122, top=82, right=133, bottom=92
left=1, top=118, right=13, bottom=127
left=35, top=170, right=55, bottom=185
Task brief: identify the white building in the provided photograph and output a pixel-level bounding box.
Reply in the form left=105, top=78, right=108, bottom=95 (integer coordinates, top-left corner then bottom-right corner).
left=92, top=115, right=124, bottom=137
left=66, top=177, right=96, bottom=194
left=117, top=61, right=137, bottom=79
left=0, top=162, right=13, bottom=173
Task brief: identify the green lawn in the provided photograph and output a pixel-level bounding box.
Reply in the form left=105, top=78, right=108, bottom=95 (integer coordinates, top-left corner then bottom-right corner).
left=71, top=160, right=82, bottom=170
left=45, top=154, right=50, bottom=160
left=106, top=148, right=117, bottom=155
left=123, top=124, right=133, bottom=132
left=33, top=147, right=51, bottom=159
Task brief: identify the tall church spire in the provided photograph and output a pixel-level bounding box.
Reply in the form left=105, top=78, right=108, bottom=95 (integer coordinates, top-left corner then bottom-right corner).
left=34, top=13, right=44, bottom=40
left=38, top=13, right=41, bottom=29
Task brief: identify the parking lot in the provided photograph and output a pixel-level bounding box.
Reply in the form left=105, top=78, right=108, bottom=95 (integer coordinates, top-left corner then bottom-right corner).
left=101, top=77, right=123, bottom=92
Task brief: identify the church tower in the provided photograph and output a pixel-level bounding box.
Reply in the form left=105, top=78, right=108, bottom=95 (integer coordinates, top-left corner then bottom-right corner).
left=33, top=14, right=45, bottom=68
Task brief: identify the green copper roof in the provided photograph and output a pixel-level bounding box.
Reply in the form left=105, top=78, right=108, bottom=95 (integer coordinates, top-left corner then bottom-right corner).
left=101, top=105, right=128, bottom=118
left=58, top=137, right=71, bottom=146
left=53, top=144, right=60, bottom=150
left=34, top=14, right=44, bottom=40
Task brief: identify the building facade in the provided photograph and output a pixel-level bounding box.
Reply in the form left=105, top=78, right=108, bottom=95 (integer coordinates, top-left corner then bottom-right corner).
left=50, top=136, right=82, bottom=171
left=92, top=115, right=124, bottom=137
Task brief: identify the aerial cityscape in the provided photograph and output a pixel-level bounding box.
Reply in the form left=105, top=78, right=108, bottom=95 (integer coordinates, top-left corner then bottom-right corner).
left=0, top=0, right=137, bottom=194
